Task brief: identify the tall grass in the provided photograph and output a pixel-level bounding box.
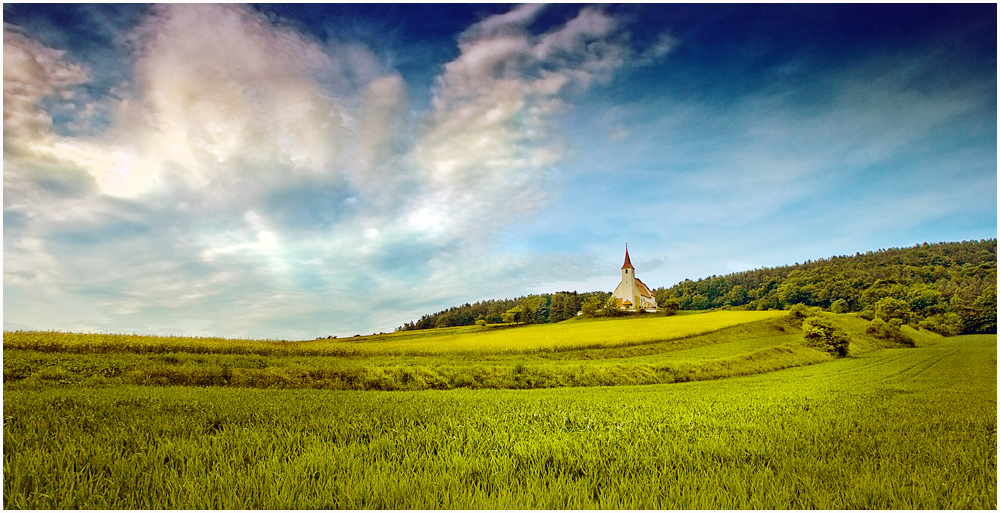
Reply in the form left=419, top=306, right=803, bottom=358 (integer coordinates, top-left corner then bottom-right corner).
left=4, top=336, right=995, bottom=509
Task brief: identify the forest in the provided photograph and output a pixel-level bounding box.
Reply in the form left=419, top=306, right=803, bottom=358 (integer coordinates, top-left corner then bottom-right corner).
left=398, top=239, right=996, bottom=335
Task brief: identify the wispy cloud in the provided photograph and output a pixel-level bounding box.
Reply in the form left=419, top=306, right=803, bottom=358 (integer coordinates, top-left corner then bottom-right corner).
left=3, top=4, right=667, bottom=338
left=539, top=38, right=995, bottom=289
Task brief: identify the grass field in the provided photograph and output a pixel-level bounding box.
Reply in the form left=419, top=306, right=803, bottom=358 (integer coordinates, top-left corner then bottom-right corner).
left=3, top=311, right=933, bottom=391
left=3, top=312, right=996, bottom=508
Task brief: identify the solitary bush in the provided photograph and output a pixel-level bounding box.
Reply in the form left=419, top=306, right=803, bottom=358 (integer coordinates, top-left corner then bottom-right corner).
left=789, top=303, right=822, bottom=320
left=802, top=316, right=850, bottom=357
left=660, top=298, right=680, bottom=316
left=830, top=299, right=850, bottom=314
left=865, top=317, right=915, bottom=347
left=917, top=313, right=962, bottom=336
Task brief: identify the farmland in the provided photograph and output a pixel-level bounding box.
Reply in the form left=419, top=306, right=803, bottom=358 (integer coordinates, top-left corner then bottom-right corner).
left=1, top=311, right=935, bottom=391
left=3, top=312, right=996, bottom=508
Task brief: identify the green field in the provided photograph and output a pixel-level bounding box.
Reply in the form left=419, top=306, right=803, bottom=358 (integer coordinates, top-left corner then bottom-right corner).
left=2, top=311, right=930, bottom=391
left=3, top=311, right=996, bottom=508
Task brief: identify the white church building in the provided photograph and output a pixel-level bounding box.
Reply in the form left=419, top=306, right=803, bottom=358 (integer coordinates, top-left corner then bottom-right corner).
left=612, top=246, right=658, bottom=311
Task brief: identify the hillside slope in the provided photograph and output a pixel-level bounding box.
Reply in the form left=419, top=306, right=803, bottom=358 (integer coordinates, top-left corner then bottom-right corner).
left=656, top=239, right=996, bottom=334
left=5, top=311, right=934, bottom=391
left=396, top=240, right=996, bottom=336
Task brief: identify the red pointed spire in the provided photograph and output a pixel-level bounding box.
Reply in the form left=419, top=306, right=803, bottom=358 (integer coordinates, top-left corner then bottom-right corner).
left=621, top=245, right=634, bottom=269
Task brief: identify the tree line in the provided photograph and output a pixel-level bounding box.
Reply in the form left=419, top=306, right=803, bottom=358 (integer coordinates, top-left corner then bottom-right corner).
left=398, top=239, right=996, bottom=335
left=396, top=292, right=593, bottom=331
left=653, top=239, right=996, bottom=335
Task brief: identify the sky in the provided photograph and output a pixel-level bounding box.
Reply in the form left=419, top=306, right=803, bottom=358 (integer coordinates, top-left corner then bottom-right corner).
left=3, top=3, right=996, bottom=339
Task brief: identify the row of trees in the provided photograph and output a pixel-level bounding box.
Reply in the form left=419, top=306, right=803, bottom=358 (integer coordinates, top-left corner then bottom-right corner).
left=396, top=292, right=591, bottom=331
left=654, top=239, right=996, bottom=335
left=398, top=240, right=996, bottom=335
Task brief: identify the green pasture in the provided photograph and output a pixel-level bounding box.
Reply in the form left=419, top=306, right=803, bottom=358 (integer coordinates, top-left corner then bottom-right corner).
left=3, top=334, right=995, bottom=509
left=4, top=311, right=931, bottom=391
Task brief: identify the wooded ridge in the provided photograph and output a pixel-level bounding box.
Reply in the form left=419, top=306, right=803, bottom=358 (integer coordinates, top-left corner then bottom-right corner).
left=397, top=239, right=996, bottom=335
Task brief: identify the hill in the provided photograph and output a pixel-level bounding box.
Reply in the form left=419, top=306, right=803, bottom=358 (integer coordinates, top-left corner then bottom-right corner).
left=654, top=239, right=996, bottom=335
left=398, top=239, right=997, bottom=335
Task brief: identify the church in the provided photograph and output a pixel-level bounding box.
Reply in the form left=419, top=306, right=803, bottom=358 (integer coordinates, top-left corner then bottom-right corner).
left=612, top=246, right=658, bottom=311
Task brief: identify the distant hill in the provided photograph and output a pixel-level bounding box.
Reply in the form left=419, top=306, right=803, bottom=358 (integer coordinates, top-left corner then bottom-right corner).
left=398, top=239, right=996, bottom=335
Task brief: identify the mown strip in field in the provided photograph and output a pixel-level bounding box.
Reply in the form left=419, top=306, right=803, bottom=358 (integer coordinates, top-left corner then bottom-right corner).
left=3, top=335, right=994, bottom=509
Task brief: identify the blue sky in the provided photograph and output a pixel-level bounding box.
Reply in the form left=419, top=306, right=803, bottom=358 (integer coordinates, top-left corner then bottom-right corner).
left=4, top=3, right=996, bottom=339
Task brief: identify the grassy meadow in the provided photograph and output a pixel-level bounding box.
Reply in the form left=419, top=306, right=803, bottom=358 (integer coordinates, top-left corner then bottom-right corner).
left=3, top=311, right=925, bottom=391
left=3, top=311, right=996, bottom=508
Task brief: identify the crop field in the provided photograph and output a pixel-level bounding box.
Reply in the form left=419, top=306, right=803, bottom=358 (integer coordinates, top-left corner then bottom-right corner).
left=3, top=313, right=996, bottom=508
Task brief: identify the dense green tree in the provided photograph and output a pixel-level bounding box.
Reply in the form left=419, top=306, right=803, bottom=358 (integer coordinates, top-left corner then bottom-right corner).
left=802, top=316, right=851, bottom=357
left=874, top=297, right=912, bottom=324
left=906, top=285, right=944, bottom=316
left=501, top=306, right=523, bottom=324
left=964, top=287, right=997, bottom=334
left=776, top=282, right=804, bottom=307
left=722, top=285, right=749, bottom=307
left=660, top=298, right=680, bottom=316
left=581, top=295, right=603, bottom=318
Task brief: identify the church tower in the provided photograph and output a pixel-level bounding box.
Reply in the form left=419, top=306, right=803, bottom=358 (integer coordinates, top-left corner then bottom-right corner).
left=620, top=245, right=636, bottom=309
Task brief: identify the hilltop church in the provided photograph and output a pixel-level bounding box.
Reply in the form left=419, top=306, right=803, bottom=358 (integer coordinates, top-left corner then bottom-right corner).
left=613, top=246, right=658, bottom=311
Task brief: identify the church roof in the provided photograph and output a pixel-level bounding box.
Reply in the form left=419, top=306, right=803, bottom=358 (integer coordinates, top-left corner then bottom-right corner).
left=621, top=248, right=634, bottom=269
left=635, top=278, right=654, bottom=299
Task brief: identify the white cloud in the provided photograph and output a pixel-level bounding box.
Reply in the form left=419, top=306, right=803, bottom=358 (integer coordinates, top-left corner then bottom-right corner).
left=634, top=33, right=676, bottom=66
left=3, top=24, right=90, bottom=152
left=350, top=73, right=409, bottom=205
left=5, top=5, right=355, bottom=201
left=113, top=4, right=349, bottom=197
left=407, top=5, right=642, bottom=245
left=4, top=5, right=661, bottom=338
